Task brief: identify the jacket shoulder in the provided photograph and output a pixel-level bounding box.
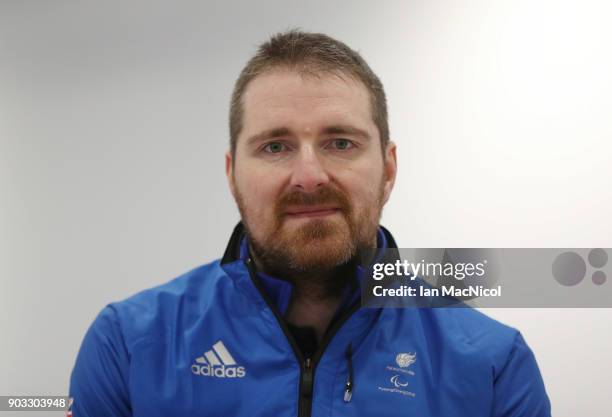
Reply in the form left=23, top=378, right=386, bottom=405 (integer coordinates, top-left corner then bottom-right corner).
left=421, top=307, right=523, bottom=374
left=108, top=259, right=228, bottom=349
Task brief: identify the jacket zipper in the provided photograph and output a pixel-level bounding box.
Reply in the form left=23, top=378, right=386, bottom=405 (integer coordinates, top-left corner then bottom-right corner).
left=299, top=358, right=313, bottom=417
left=343, top=343, right=354, bottom=402
left=245, top=258, right=360, bottom=417
left=305, top=303, right=360, bottom=414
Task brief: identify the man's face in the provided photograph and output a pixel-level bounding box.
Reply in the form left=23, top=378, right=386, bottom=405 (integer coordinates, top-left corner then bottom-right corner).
left=226, top=68, right=396, bottom=275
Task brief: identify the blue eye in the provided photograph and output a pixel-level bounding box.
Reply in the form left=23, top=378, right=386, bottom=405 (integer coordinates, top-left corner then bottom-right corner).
left=330, top=139, right=354, bottom=150
left=263, top=142, right=286, bottom=153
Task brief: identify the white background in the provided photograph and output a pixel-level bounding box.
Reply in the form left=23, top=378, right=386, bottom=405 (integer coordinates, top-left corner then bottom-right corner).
left=1, top=1, right=611, bottom=416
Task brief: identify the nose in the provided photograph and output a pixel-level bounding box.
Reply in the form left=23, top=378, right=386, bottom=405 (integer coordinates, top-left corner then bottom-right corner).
left=289, top=146, right=330, bottom=193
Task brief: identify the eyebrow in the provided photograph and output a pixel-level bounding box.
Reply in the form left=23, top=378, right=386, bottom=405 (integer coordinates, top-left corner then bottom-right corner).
left=322, top=125, right=371, bottom=141
left=245, top=127, right=291, bottom=146
left=245, top=125, right=371, bottom=146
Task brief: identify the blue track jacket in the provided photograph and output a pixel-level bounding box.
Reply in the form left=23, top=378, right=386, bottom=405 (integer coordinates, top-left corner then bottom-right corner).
left=70, top=223, right=551, bottom=416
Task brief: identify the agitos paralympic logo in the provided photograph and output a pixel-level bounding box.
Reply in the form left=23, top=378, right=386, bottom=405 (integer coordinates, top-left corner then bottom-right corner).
left=191, top=340, right=246, bottom=378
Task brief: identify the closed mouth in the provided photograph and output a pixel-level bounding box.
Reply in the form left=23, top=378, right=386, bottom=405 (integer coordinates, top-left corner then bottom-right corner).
left=284, top=206, right=341, bottom=218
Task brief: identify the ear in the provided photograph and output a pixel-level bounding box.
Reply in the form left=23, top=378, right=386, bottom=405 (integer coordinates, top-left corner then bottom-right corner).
left=225, top=150, right=237, bottom=199
left=381, top=140, right=397, bottom=205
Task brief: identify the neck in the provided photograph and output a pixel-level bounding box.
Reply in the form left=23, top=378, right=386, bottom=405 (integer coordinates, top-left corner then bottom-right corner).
left=284, top=270, right=347, bottom=342
left=250, top=252, right=354, bottom=342
left=286, top=294, right=340, bottom=342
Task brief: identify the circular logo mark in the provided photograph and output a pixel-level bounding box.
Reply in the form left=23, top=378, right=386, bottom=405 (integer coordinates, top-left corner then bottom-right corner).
left=588, top=248, right=608, bottom=285
left=552, top=252, right=587, bottom=286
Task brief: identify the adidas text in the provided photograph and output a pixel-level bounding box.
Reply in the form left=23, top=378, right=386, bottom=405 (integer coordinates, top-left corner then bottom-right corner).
left=191, top=363, right=246, bottom=378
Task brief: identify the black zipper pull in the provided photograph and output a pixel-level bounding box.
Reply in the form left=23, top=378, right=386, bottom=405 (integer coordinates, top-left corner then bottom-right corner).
left=344, top=343, right=354, bottom=402
left=301, top=358, right=313, bottom=398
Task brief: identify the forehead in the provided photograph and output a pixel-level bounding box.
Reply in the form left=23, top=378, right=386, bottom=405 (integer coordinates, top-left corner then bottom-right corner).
left=239, top=68, right=376, bottom=141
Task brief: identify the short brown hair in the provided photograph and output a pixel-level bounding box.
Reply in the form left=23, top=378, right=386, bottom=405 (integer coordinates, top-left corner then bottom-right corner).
left=229, top=30, right=389, bottom=157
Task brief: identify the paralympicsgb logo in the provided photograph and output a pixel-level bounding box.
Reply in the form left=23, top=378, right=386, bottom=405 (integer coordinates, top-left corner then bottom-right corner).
left=396, top=352, right=416, bottom=368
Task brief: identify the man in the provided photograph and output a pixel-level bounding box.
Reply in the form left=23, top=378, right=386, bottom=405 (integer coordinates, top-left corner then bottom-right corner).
left=70, top=30, right=551, bottom=416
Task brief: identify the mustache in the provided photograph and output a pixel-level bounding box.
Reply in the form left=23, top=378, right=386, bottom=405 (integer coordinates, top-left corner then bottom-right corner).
left=276, top=186, right=352, bottom=214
